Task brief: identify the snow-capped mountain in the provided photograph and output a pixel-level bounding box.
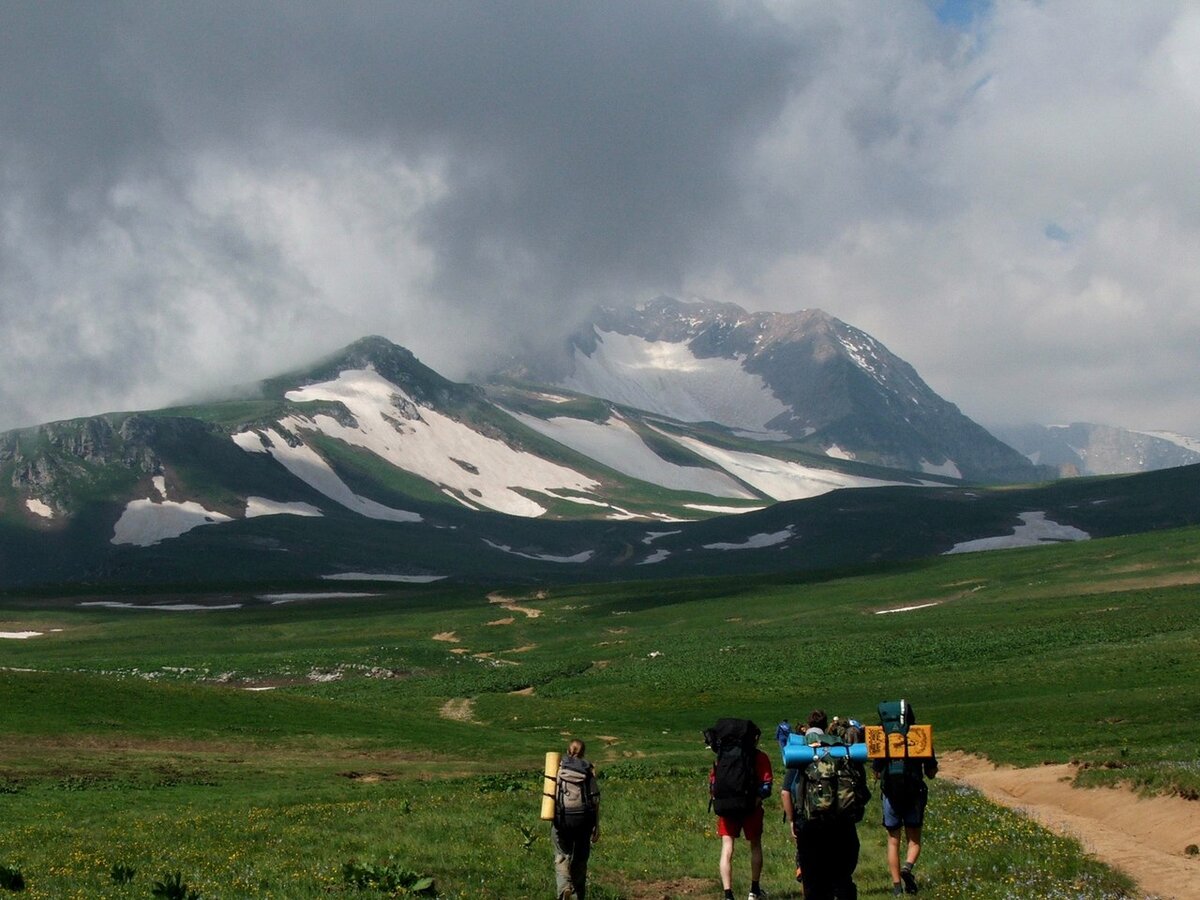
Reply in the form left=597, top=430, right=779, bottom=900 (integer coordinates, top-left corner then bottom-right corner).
left=0, top=335, right=927, bottom=562
left=991, top=423, right=1200, bottom=477
left=500, top=297, right=1042, bottom=483
left=2, top=334, right=1199, bottom=589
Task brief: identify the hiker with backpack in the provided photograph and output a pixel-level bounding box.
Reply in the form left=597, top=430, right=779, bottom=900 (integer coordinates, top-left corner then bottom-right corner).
left=774, top=719, right=791, bottom=752
left=705, top=718, right=773, bottom=900
left=782, top=709, right=870, bottom=900
left=551, top=739, right=601, bottom=900
left=873, top=701, right=938, bottom=895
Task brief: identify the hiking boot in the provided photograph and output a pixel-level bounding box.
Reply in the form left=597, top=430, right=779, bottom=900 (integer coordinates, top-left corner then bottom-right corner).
left=891, top=885, right=904, bottom=896
left=901, top=869, right=919, bottom=893
left=747, top=891, right=766, bottom=900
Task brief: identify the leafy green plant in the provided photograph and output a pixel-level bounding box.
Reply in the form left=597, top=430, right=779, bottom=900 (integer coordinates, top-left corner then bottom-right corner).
left=109, top=862, right=136, bottom=885
left=150, top=871, right=200, bottom=900
left=341, top=857, right=435, bottom=895
left=518, top=824, right=538, bottom=852
left=0, top=865, right=24, bottom=892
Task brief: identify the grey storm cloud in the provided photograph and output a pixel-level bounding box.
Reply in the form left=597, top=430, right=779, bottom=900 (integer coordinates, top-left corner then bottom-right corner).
left=2, top=1, right=1199, bottom=436
left=5, top=2, right=799, bottom=292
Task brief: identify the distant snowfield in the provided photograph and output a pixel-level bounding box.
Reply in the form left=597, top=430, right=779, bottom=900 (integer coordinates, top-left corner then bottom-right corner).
left=482, top=539, right=594, bottom=563
left=703, top=526, right=794, bottom=551
left=509, top=410, right=754, bottom=498
left=256, top=367, right=600, bottom=518
left=945, top=512, right=1090, bottom=554
left=875, top=601, right=942, bottom=615
left=642, top=529, right=681, bottom=544
left=111, top=499, right=233, bottom=546
left=79, top=601, right=243, bottom=611
left=684, top=503, right=765, bottom=514
left=0, top=631, right=43, bottom=639
left=323, top=573, right=448, bottom=583
left=25, top=498, right=53, bottom=519
left=637, top=549, right=671, bottom=565
left=667, top=433, right=902, bottom=501
left=562, top=331, right=790, bottom=431
left=260, top=592, right=379, bottom=604
left=920, top=459, right=963, bottom=479
left=1138, top=430, right=1200, bottom=454
left=245, top=496, right=323, bottom=518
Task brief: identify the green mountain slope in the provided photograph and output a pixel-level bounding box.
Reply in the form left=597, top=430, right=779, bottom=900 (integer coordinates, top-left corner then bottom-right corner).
left=2, top=336, right=1199, bottom=590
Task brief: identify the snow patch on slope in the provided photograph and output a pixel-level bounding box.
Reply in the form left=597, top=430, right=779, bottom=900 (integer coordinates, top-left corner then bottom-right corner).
left=112, top=499, right=233, bottom=546
left=323, top=572, right=447, bottom=583
left=245, top=497, right=323, bottom=518
left=80, top=601, right=242, bottom=611
left=509, top=410, right=753, bottom=498
left=234, top=426, right=422, bottom=522
left=1137, top=430, right=1200, bottom=454
left=920, top=459, right=962, bottom=479
left=279, top=368, right=598, bottom=518
left=563, top=331, right=789, bottom=431
left=838, top=333, right=889, bottom=388
left=25, top=498, right=53, bottom=519
left=667, top=433, right=902, bottom=501
left=482, top=540, right=594, bottom=563
left=703, top=527, right=795, bottom=551
left=638, top=549, right=671, bottom=565
left=945, top=512, right=1090, bottom=554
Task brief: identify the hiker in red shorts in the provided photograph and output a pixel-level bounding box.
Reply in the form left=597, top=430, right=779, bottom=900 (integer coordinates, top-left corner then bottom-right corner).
left=706, top=719, right=773, bottom=900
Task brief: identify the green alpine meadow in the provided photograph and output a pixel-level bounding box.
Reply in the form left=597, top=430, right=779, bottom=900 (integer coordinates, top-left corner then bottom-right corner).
left=2, top=523, right=1197, bottom=898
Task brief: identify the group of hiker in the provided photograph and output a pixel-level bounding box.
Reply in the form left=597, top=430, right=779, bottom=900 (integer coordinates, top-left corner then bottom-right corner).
left=545, top=700, right=936, bottom=900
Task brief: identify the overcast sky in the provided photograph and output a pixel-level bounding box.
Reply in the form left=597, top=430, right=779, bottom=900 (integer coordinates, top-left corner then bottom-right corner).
left=2, top=1, right=1198, bottom=436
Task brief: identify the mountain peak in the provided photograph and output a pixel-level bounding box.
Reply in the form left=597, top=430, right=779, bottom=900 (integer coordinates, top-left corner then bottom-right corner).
left=269, top=336, right=479, bottom=409
left=512, top=297, right=1041, bottom=482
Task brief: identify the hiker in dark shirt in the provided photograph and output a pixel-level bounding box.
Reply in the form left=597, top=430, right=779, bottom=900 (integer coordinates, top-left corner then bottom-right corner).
left=551, top=739, right=600, bottom=900
left=783, top=709, right=868, bottom=899
left=873, top=709, right=937, bottom=895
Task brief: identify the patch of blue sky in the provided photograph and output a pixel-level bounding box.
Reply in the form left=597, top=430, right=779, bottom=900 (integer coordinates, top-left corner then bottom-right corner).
left=930, top=0, right=992, bottom=28
left=1044, top=223, right=1071, bottom=243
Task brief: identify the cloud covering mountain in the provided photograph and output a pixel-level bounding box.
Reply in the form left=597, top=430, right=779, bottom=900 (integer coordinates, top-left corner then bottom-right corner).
left=2, top=1, right=1198, bottom=436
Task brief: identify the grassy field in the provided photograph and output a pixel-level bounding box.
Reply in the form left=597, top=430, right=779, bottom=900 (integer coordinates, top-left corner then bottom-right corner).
left=2, top=525, right=1198, bottom=897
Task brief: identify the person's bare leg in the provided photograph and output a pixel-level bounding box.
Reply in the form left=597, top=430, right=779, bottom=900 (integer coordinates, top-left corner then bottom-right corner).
left=887, top=827, right=903, bottom=884
left=900, top=826, right=922, bottom=891
left=750, top=836, right=763, bottom=881
left=719, top=835, right=736, bottom=891
left=905, top=826, right=922, bottom=867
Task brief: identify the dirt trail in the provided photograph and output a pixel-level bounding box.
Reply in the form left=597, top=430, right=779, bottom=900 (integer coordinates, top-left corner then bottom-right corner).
left=940, top=751, right=1200, bottom=899
left=486, top=590, right=544, bottom=618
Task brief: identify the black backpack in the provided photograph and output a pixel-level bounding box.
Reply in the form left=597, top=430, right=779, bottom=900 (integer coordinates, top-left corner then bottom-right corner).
left=704, top=718, right=761, bottom=818
left=555, top=756, right=598, bottom=828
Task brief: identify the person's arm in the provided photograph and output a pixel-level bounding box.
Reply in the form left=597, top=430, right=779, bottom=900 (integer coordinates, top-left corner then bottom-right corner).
left=757, top=750, right=773, bottom=805
left=780, top=772, right=796, bottom=837
left=590, top=768, right=601, bottom=842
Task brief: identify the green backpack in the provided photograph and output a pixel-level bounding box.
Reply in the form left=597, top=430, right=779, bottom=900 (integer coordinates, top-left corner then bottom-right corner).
left=795, top=733, right=869, bottom=822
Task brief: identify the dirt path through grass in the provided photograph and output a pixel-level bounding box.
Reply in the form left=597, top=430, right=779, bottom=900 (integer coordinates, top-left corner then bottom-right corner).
left=940, top=751, right=1200, bottom=899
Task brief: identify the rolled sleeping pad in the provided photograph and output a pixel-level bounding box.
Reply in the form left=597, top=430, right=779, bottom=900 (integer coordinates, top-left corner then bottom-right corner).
left=540, top=751, right=561, bottom=821
left=782, top=737, right=868, bottom=767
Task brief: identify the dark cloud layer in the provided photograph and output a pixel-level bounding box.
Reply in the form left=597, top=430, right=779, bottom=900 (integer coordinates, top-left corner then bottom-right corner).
left=2, top=2, right=1198, bottom=435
